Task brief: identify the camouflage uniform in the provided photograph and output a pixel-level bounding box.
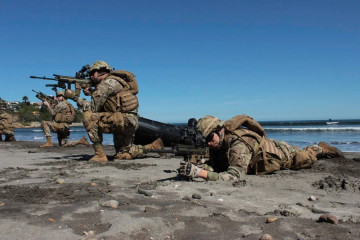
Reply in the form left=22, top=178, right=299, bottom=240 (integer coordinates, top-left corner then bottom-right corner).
left=41, top=99, right=74, bottom=146
left=80, top=74, right=146, bottom=158
left=0, top=112, right=15, bottom=141
left=205, top=129, right=323, bottom=181
left=196, top=115, right=343, bottom=181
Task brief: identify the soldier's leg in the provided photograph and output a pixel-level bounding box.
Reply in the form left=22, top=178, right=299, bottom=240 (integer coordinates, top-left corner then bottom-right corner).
left=292, top=149, right=317, bottom=170
left=57, top=128, right=70, bottom=146
left=4, top=130, right=16, bottom=142
left=83, top=111, right=107, bottom=162
left=113, top=113, right=136, bottom=160
left=40, top=121, right=54, bottom=147
left=63, top=137, right=90, bottom=147
left=113, top=124, right=136, bottom=160
left=317, top=142, right=344, bottom=158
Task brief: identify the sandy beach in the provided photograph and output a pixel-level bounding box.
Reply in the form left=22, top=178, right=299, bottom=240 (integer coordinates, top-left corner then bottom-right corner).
left=0, top=141, right=359, bottom=240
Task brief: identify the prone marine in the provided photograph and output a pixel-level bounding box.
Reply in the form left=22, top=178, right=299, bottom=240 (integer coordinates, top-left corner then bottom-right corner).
left=179, top=114, right=344, bottom=181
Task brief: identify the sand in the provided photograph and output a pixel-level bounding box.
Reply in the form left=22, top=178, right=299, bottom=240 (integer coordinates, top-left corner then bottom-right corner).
left=0, top=141, right=359, bottom=240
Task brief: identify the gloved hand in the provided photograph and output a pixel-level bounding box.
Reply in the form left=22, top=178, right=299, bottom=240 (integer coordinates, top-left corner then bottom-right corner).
left=64, top=89, right=77, bottom=101
left=179, top=161, right=201, bottom=179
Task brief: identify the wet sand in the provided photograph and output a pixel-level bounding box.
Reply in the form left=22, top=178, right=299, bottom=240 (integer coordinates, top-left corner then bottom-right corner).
left=0, top=141, right=359, bottom=240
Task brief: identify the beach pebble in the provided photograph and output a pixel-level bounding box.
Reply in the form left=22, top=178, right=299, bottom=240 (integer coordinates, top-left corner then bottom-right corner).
left=259, top=234, right=273, bottom=240
left=182, top=196, right=191, bottom=201
left=144, top=206, right=156, bottom=212
left=266, top=217, right=278, bottom=223
left=48, top=218, right=56, bottom=223
left=137, top=188, right=153, bottom=197
left=308, top=195, right=317, bottom=201
left=90, top=182, right=97, bottom=186
left=192, top=193, right=202, bottom=199
left=318, top=214, right=338, bottom=224
left=55, top=179, right=65, bottom=184
left=100, top=200, right=119, bottom=209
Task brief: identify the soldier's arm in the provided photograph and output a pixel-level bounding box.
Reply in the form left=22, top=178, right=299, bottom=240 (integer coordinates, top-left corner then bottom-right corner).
left=207, top=140, right=250, bottom=181
left=76, top=98, right=91, bottom=111
left=90, top=79, right=122, bottom=112
left=44, top=101, right=56, bottom=116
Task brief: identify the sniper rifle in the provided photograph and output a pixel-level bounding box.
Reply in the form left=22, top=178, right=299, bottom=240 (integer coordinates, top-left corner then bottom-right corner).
left=30, top=64, right=92, bottom=97
left=32, top=90, right=57, bottom=106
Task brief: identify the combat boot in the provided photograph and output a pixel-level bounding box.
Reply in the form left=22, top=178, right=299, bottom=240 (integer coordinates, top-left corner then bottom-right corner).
left=318, top=142, right=344, bottom=158
left=89, top=143, right=108, bottom=162
left=114, top=152, right=132, bottom=160
left=8, top=135, right=16, bottom=142
left=40, top=136, right=54, bottom=148
left=144, top=138, right=164, bottom=151
left=78, top=137, right=91, bottom=147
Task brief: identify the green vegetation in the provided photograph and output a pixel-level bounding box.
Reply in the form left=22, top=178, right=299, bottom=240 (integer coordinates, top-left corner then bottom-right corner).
left=1, top=95, right=83, bottom=125
left=15, top=103, right=83, bottom=125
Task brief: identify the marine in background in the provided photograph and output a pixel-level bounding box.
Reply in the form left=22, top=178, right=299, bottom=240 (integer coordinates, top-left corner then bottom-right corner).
left=0, top=111, right=16, bottom=142
left=179, top=114, right=344, bottom=181
left=40, top=91, right=90, bottom=148
left=65, top=60, right=163, bottom=162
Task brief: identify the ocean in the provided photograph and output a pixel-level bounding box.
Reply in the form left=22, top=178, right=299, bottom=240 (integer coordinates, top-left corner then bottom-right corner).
left=12, top=119, right=360, bottom=152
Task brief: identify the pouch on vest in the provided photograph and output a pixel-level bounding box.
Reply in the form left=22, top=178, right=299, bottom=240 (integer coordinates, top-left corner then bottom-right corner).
left=98, top=112, right=124, bottom=133
left=50, top=122, right=67, bottom=132
left=54, top=102, right=75, bottom=124
left=117, top=91, right=139, bottom=112
left=250, top=151, right=282, bottom=175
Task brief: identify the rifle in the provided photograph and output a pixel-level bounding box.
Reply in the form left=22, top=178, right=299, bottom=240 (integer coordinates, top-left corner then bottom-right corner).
left=30, top=64, right=92, bottom=97
left=147, top=118, right=208, bottom=164
left=32, top=90, right=57, bottom=106
left=30, top=74, right=91, bottom=97
left=149, top=143, right=208, bottom=163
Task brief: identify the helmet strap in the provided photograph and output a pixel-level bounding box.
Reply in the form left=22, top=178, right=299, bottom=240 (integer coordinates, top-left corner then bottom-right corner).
left=218, top=128, right=224, bottom=146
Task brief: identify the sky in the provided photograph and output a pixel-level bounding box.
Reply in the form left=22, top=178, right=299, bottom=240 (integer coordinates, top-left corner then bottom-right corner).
left=0, top=0, right=359, bottom=123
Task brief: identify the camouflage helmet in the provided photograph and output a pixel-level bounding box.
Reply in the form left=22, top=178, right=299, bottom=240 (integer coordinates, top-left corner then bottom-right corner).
left=89, top=60, right=111, bottom=75
left=56, top=91, right=65, bottom=96
left=196, top=115, right=224, bottom=138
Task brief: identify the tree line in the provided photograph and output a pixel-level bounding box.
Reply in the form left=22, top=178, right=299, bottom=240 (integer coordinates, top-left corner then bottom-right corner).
left=1, top=96, right=83, bottom=125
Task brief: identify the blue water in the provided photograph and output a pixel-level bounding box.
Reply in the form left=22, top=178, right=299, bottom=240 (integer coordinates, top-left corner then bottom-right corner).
left=13, top=119, right=360, bottom=152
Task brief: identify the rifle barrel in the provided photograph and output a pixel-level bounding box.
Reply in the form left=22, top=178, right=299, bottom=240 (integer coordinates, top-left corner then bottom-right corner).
left=30, top=76, right=56, bottom=80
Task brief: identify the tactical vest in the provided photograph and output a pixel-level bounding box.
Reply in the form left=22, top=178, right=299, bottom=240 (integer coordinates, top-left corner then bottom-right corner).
left=102, top=71, right=139, bottom=113
left=54, top=100, right=75, bottom=124
left=224, top=115, right=293, bottom=172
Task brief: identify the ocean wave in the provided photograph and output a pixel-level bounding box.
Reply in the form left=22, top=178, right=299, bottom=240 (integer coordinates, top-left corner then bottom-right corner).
left=264, top=127, right=360, bottom=131
left=32, top=130, right=43, bottom=132
left=33, top=136, right=44, bottom=140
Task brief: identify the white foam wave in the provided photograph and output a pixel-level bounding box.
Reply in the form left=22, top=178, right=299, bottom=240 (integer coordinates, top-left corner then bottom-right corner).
left=264, top=127, right=360, bottom=131
left=33, top=136, right=44, bottom=140
left=32, top=130, right=43, bottom=132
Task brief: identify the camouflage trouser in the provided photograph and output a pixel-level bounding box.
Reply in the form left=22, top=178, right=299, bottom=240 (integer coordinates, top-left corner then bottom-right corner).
left=114, top=113, right=146, bottom=158
left=83, top=111, right=145, bottom=157
left=207, top=140, right=325, bottom=180
left=41, top=120, right=70, bottom=146
left=0, top=129, right=15, bottom=141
